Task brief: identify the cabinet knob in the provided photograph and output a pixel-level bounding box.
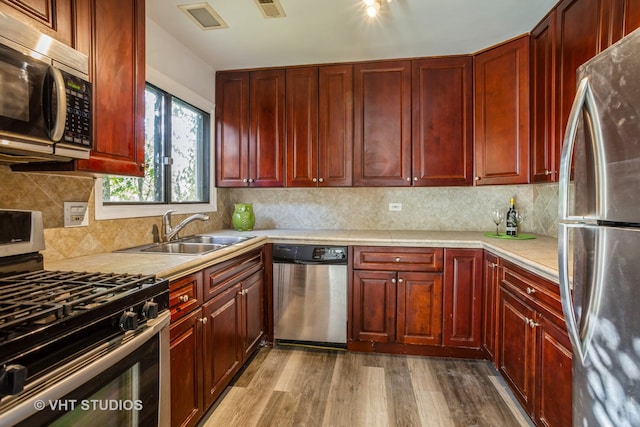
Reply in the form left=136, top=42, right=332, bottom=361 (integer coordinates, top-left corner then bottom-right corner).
left=199, top=317, right=208, bottom=324
left=312, top=178, right=317, bottom=183
left=318, top=177, right=324, bottom=183
left=490, top=262, right=497, bottom=268
left=526, top=287, right=536, bottom=295
left=475, top=176, right=481, bottom=181
left=248, top=178, right=255, bottom=183
left=406, top=177, right=411, bottom=181
left=179, top=295, right=189, bottom=303
left=391, top=278, right=396, bottom=284
left=395, top=257, right=401, bottom=262
left=529, top=319, right=539, bottom=329
left=413, top=177, right=418, bottom=181
left=243, top=178, right=248, bottom=183
left=398, top=278, right=404, bottom=283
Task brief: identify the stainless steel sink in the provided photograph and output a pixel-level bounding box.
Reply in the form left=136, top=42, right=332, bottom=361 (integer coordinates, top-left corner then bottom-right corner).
left=181, top=235, right=252, bottom=245
left=116, top=234, right=254, bottom=255
left=141, top=242, right=225, bottom=254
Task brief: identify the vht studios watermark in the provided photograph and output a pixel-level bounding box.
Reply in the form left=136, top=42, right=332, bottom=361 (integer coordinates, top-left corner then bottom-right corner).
left=34, top=399, right=143, bottom=411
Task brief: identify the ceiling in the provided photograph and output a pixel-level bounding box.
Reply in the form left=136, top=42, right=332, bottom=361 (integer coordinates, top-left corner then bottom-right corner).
left=147, top=0, right=557, bottom=71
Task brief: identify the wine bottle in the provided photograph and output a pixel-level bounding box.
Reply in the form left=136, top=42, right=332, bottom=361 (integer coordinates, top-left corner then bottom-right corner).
left=506, top=197, right=517, bottom=237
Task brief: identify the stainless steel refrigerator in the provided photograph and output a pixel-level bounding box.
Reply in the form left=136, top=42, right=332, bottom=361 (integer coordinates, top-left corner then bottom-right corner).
left=558, top=28, right=640, bottom=426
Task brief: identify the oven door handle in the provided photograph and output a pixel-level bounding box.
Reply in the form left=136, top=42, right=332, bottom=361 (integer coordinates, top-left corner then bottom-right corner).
left=0, top=311, right=170, bottom=427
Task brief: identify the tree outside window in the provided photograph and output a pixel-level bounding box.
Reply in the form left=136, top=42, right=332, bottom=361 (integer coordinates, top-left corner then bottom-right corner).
left=102, top=84, right=210, bottom=204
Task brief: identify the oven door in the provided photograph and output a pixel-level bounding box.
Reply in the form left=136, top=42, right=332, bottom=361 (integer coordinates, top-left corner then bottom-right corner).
left=0, top=311, right=170, bottom=427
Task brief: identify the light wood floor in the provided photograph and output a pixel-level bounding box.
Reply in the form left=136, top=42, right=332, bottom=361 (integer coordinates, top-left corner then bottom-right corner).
left=201, top=345, right=533, bottom=427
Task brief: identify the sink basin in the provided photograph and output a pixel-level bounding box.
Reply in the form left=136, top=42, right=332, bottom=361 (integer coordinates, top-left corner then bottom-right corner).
left=116, top=234, right=254, bottom=255
left=182, top=235, right=252, bottom=245
left=141, top=242, right=225, bottom=254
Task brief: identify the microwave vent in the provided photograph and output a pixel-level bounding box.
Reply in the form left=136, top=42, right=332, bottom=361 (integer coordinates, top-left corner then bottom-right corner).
left=178, top=3, right=228, bottom=30
left=255, top=0, right=286, bottom=18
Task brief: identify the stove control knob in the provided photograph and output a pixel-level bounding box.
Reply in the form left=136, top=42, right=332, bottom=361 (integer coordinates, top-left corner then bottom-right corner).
left=0, top=364, right=27, bottom=396
left=142, top=301, right=159, bottom=319
left=119, top=311, right=138, bottom=331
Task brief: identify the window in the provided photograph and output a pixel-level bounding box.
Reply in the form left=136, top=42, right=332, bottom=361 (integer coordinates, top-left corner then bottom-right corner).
left=101, top=84, right=210, bottom=205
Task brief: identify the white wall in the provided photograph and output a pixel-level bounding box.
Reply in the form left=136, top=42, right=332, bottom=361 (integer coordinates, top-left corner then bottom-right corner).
left=145, top=17, right=215, bottom=99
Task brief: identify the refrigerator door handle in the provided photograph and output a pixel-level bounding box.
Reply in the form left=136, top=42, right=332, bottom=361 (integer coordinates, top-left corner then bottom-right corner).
left=558, top=77, right=606, bottom=222
left=558, top=223, right=604, bottom=363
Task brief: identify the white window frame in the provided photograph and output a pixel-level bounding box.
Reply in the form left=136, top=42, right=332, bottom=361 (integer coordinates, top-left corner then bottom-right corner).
left=95, top=66, right=216, bottom=220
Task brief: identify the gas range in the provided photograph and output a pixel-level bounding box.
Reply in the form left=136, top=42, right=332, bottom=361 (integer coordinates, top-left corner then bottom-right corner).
left=0, top=210, right=170, bottom=425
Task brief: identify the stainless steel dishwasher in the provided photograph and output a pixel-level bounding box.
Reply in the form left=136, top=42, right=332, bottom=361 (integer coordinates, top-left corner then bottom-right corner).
left=272, top=244, right=347, bottom=347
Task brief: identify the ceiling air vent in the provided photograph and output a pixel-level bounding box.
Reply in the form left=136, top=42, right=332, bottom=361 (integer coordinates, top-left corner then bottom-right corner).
left=178, top=3, right=228, bottom=30
left=255, top=0, right=286, bottom=18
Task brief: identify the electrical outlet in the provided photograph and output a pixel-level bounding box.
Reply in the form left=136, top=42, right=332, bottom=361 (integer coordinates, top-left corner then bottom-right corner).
left=389, top=202, right=402, bottom=211
left=64, top=202, right=89, bottom=227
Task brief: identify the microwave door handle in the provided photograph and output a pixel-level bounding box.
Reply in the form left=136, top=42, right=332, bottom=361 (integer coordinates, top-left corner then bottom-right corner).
left=48, top=66, right=67, bottom=142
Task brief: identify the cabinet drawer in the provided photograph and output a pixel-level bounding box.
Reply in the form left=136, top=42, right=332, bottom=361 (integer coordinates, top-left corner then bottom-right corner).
left=353, top=246, right=444, bottom=272
left=501, top=261, right=563, bottom=325
left=170, top=272, right=203, bottom=321
left=203, top=249, right=263, bottom=300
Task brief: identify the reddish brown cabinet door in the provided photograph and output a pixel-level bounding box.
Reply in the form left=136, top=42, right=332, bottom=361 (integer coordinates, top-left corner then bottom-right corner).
left=170, top=309, right=204, bottom=427
left=443, top=249, right=483, bottom=348
left=249, top=69, right=285, bottom=187
left=498, top=286, right=536, bottom=415
left=351, top=270, right=397, bottom=343
left=0, top=0, right=75, bottom=47
left=412, top=56, right=473, bottom=186
left=286, top=67, right=319, bottom=187
left=482, top=252, right=500, bottom=362
left=240, top=269, right=265, bottom=361
left=202, top=282, right=242, bottom=408
left=555, top=0, right=605, bottom=163
left=74, top=0, right=145, bottom=176
left=530, top=11, right=558, bottom=183
left=622, top=0, right=640, bottom=35
left=396, top=271, right=443, bottom=346
left=318, top=64, right=353, bottom=187
left=474, top=35, right=530, bottom=185
left=353, top=60, right=412, bottom=186
left=536, top=316, right=573, bottom=427
left=216, top=71, right=250, bottom=187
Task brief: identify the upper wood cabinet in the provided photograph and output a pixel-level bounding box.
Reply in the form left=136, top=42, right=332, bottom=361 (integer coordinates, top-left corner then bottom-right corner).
left=353, top=60, right=412, bottom=186
left=286, top=65, right=353, bottom=187
left=75, top=0, right=145, bottom=176
left=530, top=11, right=558, bottom=183
left=474, top=35, right=530, bottom=185
left=216, top=69, right=285, bottom=187
left=554, top=0, right=605, bottom=169
left=412, top=57, right=473, bottom=186
left=0, top=0, right=76, bottom=47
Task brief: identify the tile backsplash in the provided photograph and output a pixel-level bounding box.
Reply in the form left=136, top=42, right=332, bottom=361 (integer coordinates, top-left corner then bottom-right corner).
left=228, top=184, right=560, bottom=237
left=0, top=165, right=560, bottom=262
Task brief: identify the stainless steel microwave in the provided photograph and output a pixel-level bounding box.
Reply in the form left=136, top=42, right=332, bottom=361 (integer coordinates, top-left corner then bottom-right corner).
left=0, top=13, right=92, bottom=163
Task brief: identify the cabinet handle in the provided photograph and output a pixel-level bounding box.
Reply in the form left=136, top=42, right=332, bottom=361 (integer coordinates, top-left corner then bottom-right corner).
left=179, top=295, right=189, bottom=303
left=395, top=257, right=401, bottom=262
left=199, top=317, right=208, bottom=324
left=526, top=287, right=536, bottom=295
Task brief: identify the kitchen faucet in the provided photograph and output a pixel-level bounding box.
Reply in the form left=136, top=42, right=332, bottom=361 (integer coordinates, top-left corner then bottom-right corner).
left=162, top=210, right=210, bottom=242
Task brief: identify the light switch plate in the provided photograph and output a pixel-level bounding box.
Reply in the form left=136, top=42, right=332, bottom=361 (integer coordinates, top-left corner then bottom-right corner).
left=64, top=202, right=89, bottom=227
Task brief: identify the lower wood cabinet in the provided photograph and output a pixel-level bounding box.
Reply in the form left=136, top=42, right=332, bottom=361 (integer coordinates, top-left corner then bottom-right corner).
left=349, top=246, right=483, bottom=357
left=169, top=249, right=265, bottom=427
left=498, top=260, right=572, bottom=427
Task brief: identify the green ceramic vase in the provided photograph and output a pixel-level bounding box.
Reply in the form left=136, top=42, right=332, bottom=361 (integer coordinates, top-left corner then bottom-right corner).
left=232, top=203, right=255, bottom=231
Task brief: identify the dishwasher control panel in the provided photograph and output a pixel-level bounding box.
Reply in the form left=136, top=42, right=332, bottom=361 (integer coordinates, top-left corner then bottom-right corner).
left=272, top=244, right=347, bottom=264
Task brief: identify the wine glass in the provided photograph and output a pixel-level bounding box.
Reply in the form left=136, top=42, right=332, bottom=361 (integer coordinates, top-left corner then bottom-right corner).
left=491, top=208, right=505, bottom=236
left=515, top=210, right=526, bottom=231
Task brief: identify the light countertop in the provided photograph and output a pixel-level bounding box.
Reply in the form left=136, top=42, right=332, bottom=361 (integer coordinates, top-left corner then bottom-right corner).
left=46, top=229, right=560, bottom=284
